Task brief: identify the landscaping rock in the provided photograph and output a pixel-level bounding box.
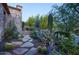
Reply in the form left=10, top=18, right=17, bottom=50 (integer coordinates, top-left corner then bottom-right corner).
left=29, top=39, right=33, bottom=42
left=12, top=48, right=28, bottom=55
left=25, top=47, right=37, bottom=55
left=12, top=41, right=23, bottom=46
left=22, top=35, right=32, bottom=42
left=22, top=38, right=30, bottom=42
left=21, top=42, right=34, bottom=48
left=24, top=35, right=31, bottom=39
left=0, top=52, right=12, bottom=55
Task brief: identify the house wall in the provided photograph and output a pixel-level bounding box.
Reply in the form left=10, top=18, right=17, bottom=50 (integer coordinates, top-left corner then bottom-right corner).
left=5, top=14, right=14, bottom=28
left=0, top=4, right=22, bottom=42
left=0, top=4, right=14, bottom=42
left=8, top=7, right=22, bottom=33
left=0, top=4, right=5, bottom=41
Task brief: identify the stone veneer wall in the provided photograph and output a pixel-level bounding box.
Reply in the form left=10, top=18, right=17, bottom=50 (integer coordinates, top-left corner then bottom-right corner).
left=0, top=4, right=5, bottom=42
left=4, top=14, right=14, bottom=29
left=8, top=7, right=22, bottom=34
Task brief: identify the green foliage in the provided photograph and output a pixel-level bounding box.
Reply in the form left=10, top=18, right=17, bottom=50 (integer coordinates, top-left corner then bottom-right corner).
left=51, top=49, right=61, bottom=55
left=26, top=15, right=49, bottom=29
left=26, top=3, right=79, bottom=55
left=72, top=46, right=79, bottom=55
left=37, top=46, right=48, bottom=54
left=50, top=4, right=79, bottom=54
left=3, top=43, right=15, bottom=51
left=59, top=37, right=74, bottom=54
left=3, top=27, right=14, bottom=42
left=53, top=32, right=79, bottom=55
left=13, top=31, right=19, bottom=39
left=48, top=13, right=53, bottom=32
left=53, top=3, right=79, bottom=32
left=30, top=30, right=44, bottom=42
left=35, top=15, right=40, bottom=29
left=40, top=16, right=48, bottom=29
left=3, top=24, right=20, bottom=42
left=22, top=21, right=25, bottom=30
left=26, top=16, right=35, bottom=27
left=30, top=30, right=38, bottom=39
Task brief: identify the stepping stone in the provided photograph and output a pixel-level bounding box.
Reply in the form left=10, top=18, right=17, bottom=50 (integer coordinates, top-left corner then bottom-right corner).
left=21, top=42, right=34, bottom=48
left=24, top=35, right=31, bottom=39
left=12, top=41, right=23, bottom=46
left=12, top=48, right=28, bottom=55
left=22, top=35, right=31, bottom=42
left=0, top=52, right=12, bottom=55
left=29, top=39, right=33, bottom=42
left=25, top=47, right=37, bottom=55
left=22, top=38, right=30, bottom=42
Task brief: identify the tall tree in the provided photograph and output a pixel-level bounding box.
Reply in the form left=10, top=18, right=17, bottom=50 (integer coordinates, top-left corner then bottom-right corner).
left=22, top=21, right=25, bottom=30
left=48, top=13, right=53, bottom=33
left=53, top=3, right=79, bottom=33
left=26, top=16, right=35, bottom=27
left=35, top=15, right=40, bottom=29
left=40, top=15, right=48, bottom=29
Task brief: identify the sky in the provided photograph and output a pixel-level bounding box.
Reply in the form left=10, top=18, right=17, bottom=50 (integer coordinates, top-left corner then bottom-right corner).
left=8, top=3, right=62, bottom=22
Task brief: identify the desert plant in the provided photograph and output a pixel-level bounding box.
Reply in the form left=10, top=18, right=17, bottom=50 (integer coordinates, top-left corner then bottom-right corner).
left=3, top=24, right=22, bottom=42
left=31, top=30, right=43, bottom=41
left=51, top=49, right=61, bottom=55
left=3, top=27, right=14, bottom=42
left=37, top=46, right=48, bottom=54
left=3, top=43, right=15, bottom=51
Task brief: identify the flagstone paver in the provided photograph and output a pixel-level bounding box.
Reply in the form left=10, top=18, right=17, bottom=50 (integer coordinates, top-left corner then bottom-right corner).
left=25, top=47, right=37, bottom=55
left=12, top=48, right=28, bottom=55
left=22, top=37, right=30, bottom=42
left=21, top=42, right=34, bottom=48
left=0, top=35, right=37, bottom=55
left=12, top=41, right=23, bottom=46
left=29, top=39, right=33, bottom=42
left=0, top=52, right=12, bottom=55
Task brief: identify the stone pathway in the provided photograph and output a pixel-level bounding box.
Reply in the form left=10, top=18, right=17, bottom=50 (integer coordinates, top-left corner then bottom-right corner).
left=0, top=52, right=12, bottom=55
left=25, top=47, right=37, bottom=55
left=21, top=42, right=34, bottom=48
left=11, top=35, right=37, bottom=55
left=12, top=48, right=28, bottom=55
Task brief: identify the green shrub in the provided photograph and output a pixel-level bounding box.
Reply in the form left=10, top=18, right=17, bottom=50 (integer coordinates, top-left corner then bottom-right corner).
left=3, top=26, right=23, bottom=42
left=16, top=34, right=23, bottom=41
left=66, top=45, right=79, bottom=55
left=3, top=27, right=13, bottom=42
left=37, top=46, right=48, bottom=54
left=58, top=36, right=77, bottom=55
left=37, top=46, right=42, bottom=53
left=30, top=30, right=41, bottom=40
left=13, top=31, right=19, bottom=39
left=30, top=30, right=37, bottom=39
left=48, top=13, right=53, bottom=33
left=51, top=49, right=61, bottom=55
left=3, top=44, right=15, bottom=51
